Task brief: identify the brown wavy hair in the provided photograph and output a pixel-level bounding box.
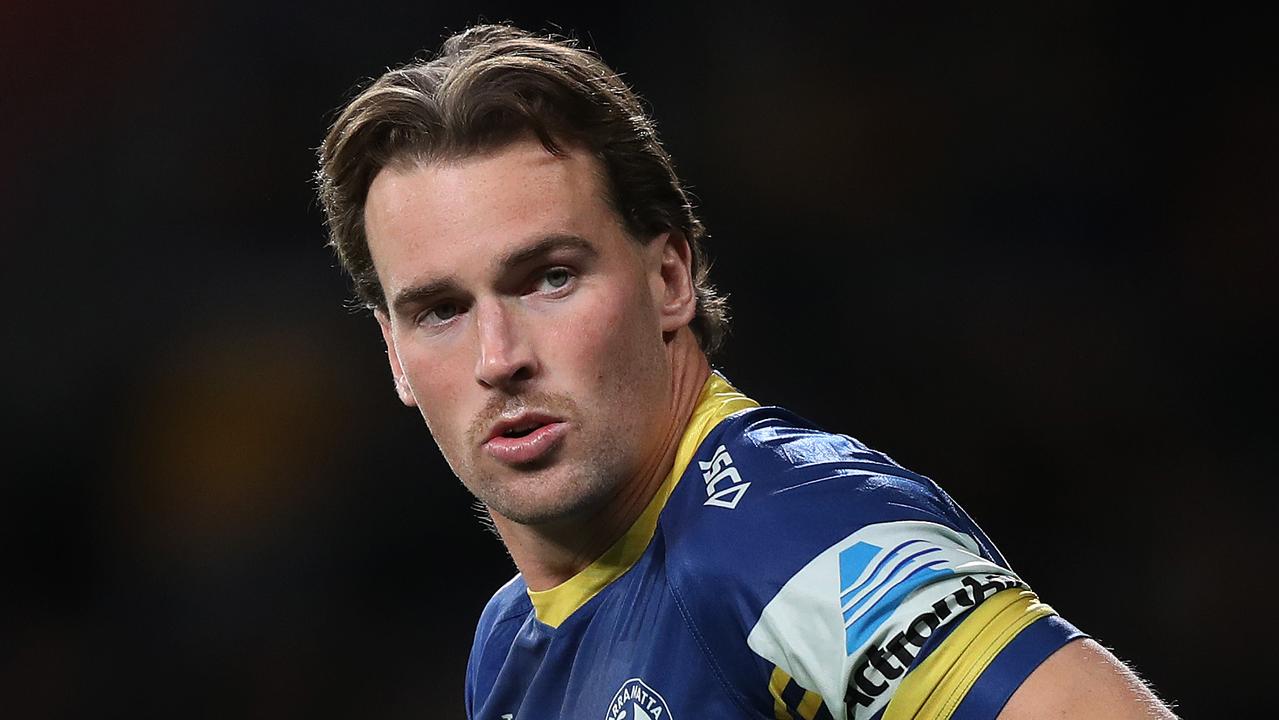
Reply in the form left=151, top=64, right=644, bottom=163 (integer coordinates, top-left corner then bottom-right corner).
left=315, top=24, right=728, bottom=355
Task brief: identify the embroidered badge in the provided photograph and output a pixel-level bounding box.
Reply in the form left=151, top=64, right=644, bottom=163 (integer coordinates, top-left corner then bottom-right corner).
left=605, top=678, right=673, bottom=720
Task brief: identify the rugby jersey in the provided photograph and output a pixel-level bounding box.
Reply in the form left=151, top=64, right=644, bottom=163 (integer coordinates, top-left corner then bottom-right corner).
left=464, top=374, right=1083, bottom=719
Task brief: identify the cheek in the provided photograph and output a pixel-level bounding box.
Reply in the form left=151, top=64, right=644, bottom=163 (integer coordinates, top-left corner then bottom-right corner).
left=564, top=292, right=667, bottom=418
left=402, top=353, right=471, bottom=441
left=556, top=284, right=658, bottom=374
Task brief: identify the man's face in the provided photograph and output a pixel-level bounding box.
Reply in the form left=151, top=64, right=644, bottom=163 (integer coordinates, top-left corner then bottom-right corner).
left=364, top=138, right=685, bottom=526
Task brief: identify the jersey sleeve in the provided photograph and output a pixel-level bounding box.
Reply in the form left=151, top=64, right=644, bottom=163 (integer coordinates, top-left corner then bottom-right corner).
left=747, top=519, right=1084, bottom=720
left=662, top=407, right=1084, bottom=720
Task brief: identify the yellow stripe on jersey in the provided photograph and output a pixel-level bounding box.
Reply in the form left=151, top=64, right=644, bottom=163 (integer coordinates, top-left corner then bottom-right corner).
left=770, top=666, right=796, bottom=720
left=883, top=588, right=1056, bottom=720
left=796, top=687, right=826, bottom=720
left=769, top=666, right=831, bottom=720
left=527, top=373, right=759, bottom=628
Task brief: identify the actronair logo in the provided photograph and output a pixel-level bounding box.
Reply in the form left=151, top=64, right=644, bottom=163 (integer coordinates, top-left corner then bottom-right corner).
left=698, top=445, right=750, bottom=509
left=745, top=521, right=1022, bottom=720
left=844, top=573, right=1022, bottom=708
left=839, top=539, right=960, bottom=655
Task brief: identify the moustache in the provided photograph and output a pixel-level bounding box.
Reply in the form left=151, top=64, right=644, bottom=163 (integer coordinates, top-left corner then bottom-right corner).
left=468, top=391, right=578, bottom=444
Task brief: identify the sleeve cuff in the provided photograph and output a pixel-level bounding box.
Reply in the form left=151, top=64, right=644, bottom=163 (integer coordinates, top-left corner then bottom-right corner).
left=882, top=589, right=1084, bottom=720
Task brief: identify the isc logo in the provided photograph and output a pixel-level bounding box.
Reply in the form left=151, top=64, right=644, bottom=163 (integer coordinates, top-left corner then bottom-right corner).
left=698, top=445, right=751, bottom=509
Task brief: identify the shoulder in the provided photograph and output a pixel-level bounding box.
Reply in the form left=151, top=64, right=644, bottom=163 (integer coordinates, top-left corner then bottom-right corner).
left=657, top=405, right=1034, bottom=716
left=661, top=405, right=1008, bottom=583
left=465, top=573, right=531, bottom=708
left=471, top=572, right=531, bottom=649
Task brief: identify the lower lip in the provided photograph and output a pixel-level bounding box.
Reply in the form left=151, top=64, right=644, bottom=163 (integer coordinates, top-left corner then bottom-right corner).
left=484, top=422, right=568, bottom=465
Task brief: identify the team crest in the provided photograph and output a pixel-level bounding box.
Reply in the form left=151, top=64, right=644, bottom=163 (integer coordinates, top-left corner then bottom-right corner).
left=605, top=678, right=673, bottom=720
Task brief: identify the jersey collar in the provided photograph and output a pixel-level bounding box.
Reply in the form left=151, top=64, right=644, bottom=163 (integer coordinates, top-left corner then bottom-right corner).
left=527, top=372, right=759, bottom=627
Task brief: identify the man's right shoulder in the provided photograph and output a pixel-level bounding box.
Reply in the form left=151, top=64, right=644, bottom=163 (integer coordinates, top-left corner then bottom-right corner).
left=466, top=572, right=532, bottom=712
left=476, top=573, right=531, bottom=635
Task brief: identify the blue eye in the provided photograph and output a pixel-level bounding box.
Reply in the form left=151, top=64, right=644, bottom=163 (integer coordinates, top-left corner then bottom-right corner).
left=536, top=267, right=575, bottom=294
left=544, top=267, right=571, bottom=289
left=420, top=302, right=459, bottom=326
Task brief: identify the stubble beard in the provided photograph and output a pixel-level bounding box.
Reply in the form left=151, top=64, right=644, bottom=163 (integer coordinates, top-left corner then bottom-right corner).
left=470, top=449, right=624, bottom=526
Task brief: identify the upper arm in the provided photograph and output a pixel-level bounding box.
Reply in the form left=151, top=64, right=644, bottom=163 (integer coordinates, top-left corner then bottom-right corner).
left=681, top=416, right=1164, bottom=719
left=742, top=519, right=1073, bottom=720
left=998, top=638, right=1176, bottom=719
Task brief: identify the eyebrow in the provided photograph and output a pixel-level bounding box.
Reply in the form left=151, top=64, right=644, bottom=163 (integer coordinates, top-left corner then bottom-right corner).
left=388, top=234, right=598, bottom=316
left=500, top=233, right=596, bottom=271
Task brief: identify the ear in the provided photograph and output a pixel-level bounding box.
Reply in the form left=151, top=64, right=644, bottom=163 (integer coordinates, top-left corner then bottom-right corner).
left=651, top=230, right=698, bottom=333
left=375, top=310, right=418, bottom=407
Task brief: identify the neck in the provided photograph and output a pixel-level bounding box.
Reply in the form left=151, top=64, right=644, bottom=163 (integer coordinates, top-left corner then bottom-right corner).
left=491, top=329, right=711, bottom=592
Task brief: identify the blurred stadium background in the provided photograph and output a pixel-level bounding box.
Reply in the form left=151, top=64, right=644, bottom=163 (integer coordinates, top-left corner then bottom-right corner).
left=4, top=2, right=1274, bottom=717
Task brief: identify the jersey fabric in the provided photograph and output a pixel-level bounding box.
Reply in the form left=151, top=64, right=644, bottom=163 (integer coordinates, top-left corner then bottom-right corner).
left=464, top=374, right=1083, bottom=720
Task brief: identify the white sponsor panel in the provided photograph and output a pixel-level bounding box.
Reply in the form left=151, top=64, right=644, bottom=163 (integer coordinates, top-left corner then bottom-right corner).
left=746, top=520, right=1021, bottom=720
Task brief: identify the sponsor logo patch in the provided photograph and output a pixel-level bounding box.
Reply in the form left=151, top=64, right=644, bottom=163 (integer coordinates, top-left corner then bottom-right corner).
left=838, top=539, right=956, bottom=655
left=745, top=520, right=1024, bottom=720
left=699, top=445, right=750, bottom=509
left=844, top=573, right=1021, bottom=708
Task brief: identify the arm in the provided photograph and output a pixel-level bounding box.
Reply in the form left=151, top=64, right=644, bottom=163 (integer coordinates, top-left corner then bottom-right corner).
left=999, top=638, right=1176, bottom=719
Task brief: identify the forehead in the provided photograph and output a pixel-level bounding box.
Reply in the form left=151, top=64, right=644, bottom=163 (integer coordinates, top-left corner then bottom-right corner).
left=363, top=139, right=622, bottom=292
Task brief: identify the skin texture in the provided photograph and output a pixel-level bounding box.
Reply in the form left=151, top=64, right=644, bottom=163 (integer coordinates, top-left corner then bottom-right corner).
left=363, top=137, right=709, bottom=591
left=1000, top=638, right=1177, bottom=719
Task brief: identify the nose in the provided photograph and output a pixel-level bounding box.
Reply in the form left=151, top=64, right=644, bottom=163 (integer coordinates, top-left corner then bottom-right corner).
left=473, top=299, right=538, bottom=390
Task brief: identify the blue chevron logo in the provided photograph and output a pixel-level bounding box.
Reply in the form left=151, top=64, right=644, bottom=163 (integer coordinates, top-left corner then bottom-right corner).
left=838, top=540, right=954, bottom=655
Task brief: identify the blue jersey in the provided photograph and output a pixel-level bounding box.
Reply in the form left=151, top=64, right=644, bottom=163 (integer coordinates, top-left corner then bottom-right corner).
left=465, top=375, right=1083, bottom=720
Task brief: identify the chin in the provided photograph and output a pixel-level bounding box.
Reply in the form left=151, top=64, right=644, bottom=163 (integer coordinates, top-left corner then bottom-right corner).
left=481, top=467, right=617, bottom=527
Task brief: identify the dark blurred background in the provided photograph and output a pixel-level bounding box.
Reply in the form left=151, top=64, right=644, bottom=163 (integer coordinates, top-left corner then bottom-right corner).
left=4, top=1, right=1275, bottom=717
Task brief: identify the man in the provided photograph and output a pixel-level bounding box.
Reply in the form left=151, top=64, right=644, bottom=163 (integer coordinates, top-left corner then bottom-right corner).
left=317, top=24, right=1175, bottom=720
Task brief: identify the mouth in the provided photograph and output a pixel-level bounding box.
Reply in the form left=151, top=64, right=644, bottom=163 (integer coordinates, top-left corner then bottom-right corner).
left=487, top=413, right=560, bottom=442
left=483, top=413, right=568, bottom=465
